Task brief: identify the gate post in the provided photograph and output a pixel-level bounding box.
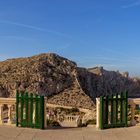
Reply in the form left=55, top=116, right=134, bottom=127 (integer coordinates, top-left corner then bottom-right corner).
left=96, top=98, right=100, bottom=129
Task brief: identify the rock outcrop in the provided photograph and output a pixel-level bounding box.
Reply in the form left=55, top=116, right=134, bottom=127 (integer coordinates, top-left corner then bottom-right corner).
left=0, top=53, right=76, bottom=96
left=77, top=66, right=140, bottom=100
left=0, top=53, right=140, bottom=109
left=0, top=53, right=95, bottom=109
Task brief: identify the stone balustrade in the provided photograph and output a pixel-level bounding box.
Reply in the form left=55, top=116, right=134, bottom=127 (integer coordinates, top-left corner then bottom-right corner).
left=64, top=115, right=80, bottom=122
left=0, top=97, right=82, bottom=128
left=128, top=98, right=140, bottom=126
left=58, top=115, right=81, bottom=127
left=0, top=98, right=16, bottom=125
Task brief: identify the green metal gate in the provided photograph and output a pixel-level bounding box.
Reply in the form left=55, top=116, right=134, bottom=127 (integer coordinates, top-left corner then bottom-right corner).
left=16, top=91, right=44, bottom=129
left=100, top=91, right=128, bottom=129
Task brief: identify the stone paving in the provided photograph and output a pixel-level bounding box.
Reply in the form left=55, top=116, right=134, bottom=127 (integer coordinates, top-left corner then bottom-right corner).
left=0, top=125, right=140, bottom=140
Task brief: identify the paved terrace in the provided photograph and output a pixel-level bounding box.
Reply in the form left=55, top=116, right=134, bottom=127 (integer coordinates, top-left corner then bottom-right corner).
left=1, top=125, right=140, bottom=140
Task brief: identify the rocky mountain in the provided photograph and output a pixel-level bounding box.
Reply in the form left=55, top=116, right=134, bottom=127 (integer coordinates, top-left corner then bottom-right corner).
left=78, top=67, right=140, bottom=100
left=0, top=53, right=95, bottom=109
left=0, top=53, right=140, bottom=109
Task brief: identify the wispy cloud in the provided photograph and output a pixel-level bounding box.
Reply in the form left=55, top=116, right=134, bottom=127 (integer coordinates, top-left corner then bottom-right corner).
left=121, top=0, right=140, bottom=8
left=0, top=20, right=70, bottom=38
left=0, top=35, right=33, bottom=41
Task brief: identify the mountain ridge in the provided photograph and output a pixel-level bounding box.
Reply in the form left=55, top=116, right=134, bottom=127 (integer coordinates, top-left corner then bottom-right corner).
left=0, top=53, right=140, bottom=109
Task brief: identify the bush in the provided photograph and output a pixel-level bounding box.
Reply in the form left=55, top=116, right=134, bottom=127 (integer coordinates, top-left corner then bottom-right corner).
left=86, top=119, right=96, bottom=125
left=79, top=123, right=87, bottom=127
left=71, top=108, right=80, bottom=113
left=52, top=121, right=61, bottom=127
left=79, top=119, right=96, bottom=127
left=47, top=119, right=61, bottom=127
left=135, top=109, right=139, bottom=115
left=55, top=107, right=80, bottom=115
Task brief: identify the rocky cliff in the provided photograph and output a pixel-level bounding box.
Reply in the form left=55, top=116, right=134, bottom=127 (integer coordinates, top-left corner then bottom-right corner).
left=77, top=67, right=140, bottom=100
left=0, top=53, right=95, bottom=109
left=0, top=53, right=140, bottom=109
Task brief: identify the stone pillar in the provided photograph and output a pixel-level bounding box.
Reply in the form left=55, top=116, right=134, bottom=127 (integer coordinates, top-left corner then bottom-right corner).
left=7, top=105, right=12, bottom=124
left=96, top=98, right=100, bottom=128
left=130, top=104, right=136, bottom=126
left=0, top=105, right=3, bottom=124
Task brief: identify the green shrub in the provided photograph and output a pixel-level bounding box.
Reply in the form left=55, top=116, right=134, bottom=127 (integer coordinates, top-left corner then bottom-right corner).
left=70, top=108, right=80, bottom=113
left=86, top=119, right=96, bottom=125
left=52, top=121, right=61, bottom=127
left=127, top=116, right=131, bottom=121
left=47, top=119, right=61, bottom=127
left=47, top=119, right=53, bottom=125
left=79, top=123, right=87, bottom=127
left=55, top=107, right=80, bottom=115
left=135, top=109, right=139, bottom=115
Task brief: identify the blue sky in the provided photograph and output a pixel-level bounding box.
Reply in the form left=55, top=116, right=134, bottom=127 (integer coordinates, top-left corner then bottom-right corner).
left=0, top=0, right=140, bottom=76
